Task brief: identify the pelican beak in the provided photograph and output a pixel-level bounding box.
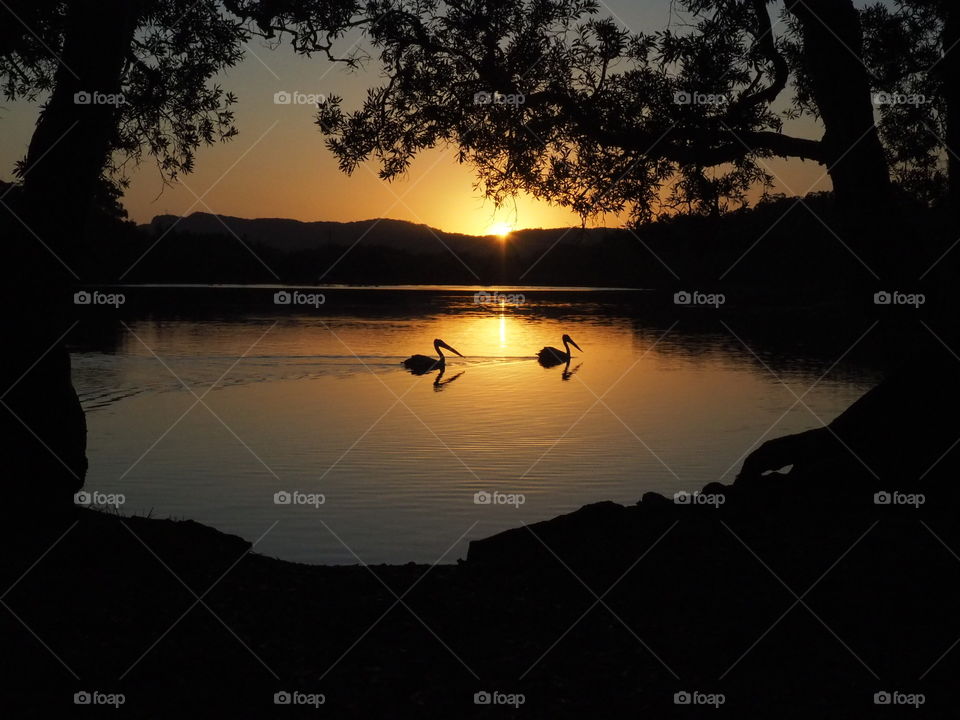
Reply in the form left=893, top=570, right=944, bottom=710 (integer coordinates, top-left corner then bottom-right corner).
left=568, top=338, right=582, bottom=352
left=438, top=340, right=464, bottom=357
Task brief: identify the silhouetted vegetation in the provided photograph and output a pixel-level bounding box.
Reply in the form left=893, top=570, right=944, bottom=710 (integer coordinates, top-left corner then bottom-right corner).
left=60, top=192, right=957, bottom=301
left=3, top=1, right=960, bottom=716
left=297, top=0, right=956, bottom=224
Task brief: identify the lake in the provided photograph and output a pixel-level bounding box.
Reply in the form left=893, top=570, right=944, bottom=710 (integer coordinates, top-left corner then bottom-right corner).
left=69, top=285, right=880, bottom=564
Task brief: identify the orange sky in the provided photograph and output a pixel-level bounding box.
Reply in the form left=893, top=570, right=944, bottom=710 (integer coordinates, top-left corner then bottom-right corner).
left=0, top=1, right=836, bottom=236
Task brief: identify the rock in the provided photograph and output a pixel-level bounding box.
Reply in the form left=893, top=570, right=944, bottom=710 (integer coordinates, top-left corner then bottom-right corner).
left=736, top=346, right=960, bottom=495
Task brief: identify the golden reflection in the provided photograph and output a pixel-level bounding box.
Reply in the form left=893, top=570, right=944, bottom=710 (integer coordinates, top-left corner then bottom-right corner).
left=436, top=311, right=534, bottom=356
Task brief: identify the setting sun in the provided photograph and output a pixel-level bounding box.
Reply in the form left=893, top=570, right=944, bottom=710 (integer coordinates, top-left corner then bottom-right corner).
left=488, top=222, right=514, bottom=238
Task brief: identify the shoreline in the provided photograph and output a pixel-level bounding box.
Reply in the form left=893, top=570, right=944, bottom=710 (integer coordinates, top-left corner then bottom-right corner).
left=4, top=464, right=956, bottom=717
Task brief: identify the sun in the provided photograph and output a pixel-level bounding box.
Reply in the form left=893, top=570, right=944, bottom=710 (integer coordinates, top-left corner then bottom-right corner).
left=487, top=222, right=513, bottom=238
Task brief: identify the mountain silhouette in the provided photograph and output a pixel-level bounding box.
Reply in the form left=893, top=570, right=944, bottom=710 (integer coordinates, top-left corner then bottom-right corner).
left=142, top=212, right=611, bottom=257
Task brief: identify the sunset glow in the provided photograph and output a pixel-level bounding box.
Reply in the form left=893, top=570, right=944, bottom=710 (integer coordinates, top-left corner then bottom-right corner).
left=5, top=0, right=952, bottom=714
left=488, top=222, right=514, bottom=238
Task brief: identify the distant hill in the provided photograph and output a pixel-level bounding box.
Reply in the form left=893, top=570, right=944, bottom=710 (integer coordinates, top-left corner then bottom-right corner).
left=92, top=193, right=943, bottom=292
left=141, top=213, right=614, bottom=257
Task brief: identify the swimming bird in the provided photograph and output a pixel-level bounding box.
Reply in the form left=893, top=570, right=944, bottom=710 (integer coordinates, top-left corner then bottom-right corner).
left=538, top=334, right=582, bottom=367
left=402, top=338, right=464, bottom=375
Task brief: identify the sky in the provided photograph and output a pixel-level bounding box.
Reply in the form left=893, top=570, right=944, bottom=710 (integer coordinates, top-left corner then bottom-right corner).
left=0, top=0, right=840, bottom=235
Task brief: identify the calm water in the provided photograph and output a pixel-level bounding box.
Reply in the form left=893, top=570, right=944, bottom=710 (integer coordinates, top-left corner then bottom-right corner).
left=70, top=286, right=878, bottom=564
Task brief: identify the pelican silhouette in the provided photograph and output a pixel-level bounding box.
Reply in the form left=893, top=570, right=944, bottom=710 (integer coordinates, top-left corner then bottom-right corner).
left=538, top=334, right=582, bottom=367
left=403, top=338, right=464, bottom=375
left=433, top=369, right=464, bottom=391
left=561, top=361, right=582, bottom=381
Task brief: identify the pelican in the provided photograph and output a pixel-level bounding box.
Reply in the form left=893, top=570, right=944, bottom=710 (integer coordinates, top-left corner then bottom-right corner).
left=538, top=334, right=582, bottom=367
left=433, top=369, right=465, bottom=391
left=561, top=362, right=582, bottom=381
left=402, top=338, right=464, bottom=375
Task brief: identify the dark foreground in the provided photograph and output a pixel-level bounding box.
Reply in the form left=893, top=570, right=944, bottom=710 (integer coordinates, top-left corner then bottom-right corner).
left=5, top=331, right=960, bottom=717
left=2, top=468, right=958, bottom=718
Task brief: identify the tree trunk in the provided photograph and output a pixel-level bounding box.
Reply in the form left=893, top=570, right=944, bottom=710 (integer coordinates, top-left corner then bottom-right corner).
left=786, top=0, right=892, bottom=217
left=943, top=1, right=960, bottom=224
left=737, top=2, right=960, bottom=498
left=2, top=0, right=139, bottom=529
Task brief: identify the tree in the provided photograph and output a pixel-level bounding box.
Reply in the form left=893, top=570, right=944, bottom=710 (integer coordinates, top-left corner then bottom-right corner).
left=3, top=0, right=956, bottom=518
left=782, top=0, right=892, bottom=213
left=258, top=0, right=960, bottom=497
left=303, top=0, right=950, bottom=224
left=861, top=0, right=951, bottom=208
left=933, top=0, right=960, bottom=216
left=0, top=0, right=246, bottom=521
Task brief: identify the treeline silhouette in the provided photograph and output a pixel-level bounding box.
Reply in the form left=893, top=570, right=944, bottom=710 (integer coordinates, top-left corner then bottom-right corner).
left=60, top=190, right=959, bottom=296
